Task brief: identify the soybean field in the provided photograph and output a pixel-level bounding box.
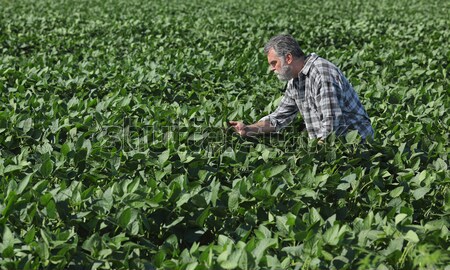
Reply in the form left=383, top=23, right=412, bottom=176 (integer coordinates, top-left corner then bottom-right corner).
left=0, top=0, right=449, bottom=269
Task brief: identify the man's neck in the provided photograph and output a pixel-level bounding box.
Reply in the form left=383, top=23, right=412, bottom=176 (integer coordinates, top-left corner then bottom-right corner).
left=291, top=56, right=306, bottom=77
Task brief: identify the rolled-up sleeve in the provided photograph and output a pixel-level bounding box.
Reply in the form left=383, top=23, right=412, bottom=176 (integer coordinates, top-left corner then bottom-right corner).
left=259, top=91, right=299, bottom=132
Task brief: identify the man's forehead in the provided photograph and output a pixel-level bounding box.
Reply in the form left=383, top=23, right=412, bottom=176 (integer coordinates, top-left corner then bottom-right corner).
left=267, top=48, right=276, bottom=56
left=267, top=48, right=279, bottom=60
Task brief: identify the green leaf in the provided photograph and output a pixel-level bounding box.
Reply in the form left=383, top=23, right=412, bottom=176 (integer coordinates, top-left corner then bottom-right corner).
left=266, top=165, right=286, bottom=178
left=185, top=262, right=199, bottom=270
left=252, top=188, right=269, bottom=200
left=412, top=187, right=431, bottom=200
left=255, top=225, right=272, bottom=239
left=17, top=173, right=32, bottom=194
left=40, top=193, right=52, bottom=206
left=221, top=249, right=241, bottom=269
left=237, top=250, right=248, bottom=270
left=265, top=255, right=282, bottom=269
left=308, top=208, right=323, bottom=226
left=127, top=178, right=140, bottom=194
left=46, top=200, right=58, bottom=219
left=118, top=208, right=132, bottom=228
left=24, top=227, right=36, bottom=244
left=22, top=118, right=33, bottom=133
left=61, top=143, right=71, bottom=156
left=323, top=224, right=340, bottom=246
left=97, top=188, right=114, bottom=212
left=40, top=158, right=53, bottom=178
left=4, top=165, right=24, bottom=174
left=358, top=230, right=384, bottom=247
left=228, top=190, right=239, bottom=211
left=74, top=148, right=87, bottom=165
left=252, top=238, right=277, bottom=264
left=276, top=215, right=290, bottom=236
left=163, top=216, right=184, bottom=229
left=281, top=245, right=303, bottom=257
left=210, top=180, right=220, bottom=207
left=153, top=250, right=166, bottom=267
left=81, top=233, right=99, bottom=252
left=433, top=158, right=447, bottom=171
left=383, top=238, right=404, bottom=255
left=297, top=188, right=317, bottom=199
left=196, top=207, right=210, bottom=227
left=424, top=219, right=448, bottom=231
left=158, top=150, right=170, bottom=165
left=192, top=194, right=208, bottom=208
left=176, top=193, right=191, bottom=208
left=2, top=246, right=14, bottom=258
left=2, top=226, right=14, bottom=249
left=404, top=230, right=419, bottom=243
left=390, top=186, right=404, bottom=198
left=345, top=130, right=360, bottom=144
left=36, top=240, right=50, bottom=261
left=395, top=213, right=408, bottom=225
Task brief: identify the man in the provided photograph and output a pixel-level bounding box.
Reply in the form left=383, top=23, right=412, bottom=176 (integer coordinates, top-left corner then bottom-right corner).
left=229, top=34, right=374, bottom=141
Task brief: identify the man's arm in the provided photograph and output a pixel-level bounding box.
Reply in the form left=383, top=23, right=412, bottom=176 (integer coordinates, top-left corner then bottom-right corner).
left=229, top=85, right=299, bottom=137
left=316, top=80, right=343, bottom=139
left=228, top=120, right=276, bottom=137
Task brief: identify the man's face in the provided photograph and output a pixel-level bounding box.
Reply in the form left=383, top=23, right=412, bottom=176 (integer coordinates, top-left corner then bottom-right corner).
left=267, top=48, right=293, bottom=81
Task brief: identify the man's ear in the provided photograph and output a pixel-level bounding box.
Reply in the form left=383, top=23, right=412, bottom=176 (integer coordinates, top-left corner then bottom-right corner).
left=285, top=53, right=293, bottom=64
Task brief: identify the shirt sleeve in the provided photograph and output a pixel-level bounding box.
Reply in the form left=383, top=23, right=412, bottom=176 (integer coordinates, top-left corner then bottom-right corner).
left=316, top=80, right=343, bottom=138
left=259, top=90, right=299, bottom=132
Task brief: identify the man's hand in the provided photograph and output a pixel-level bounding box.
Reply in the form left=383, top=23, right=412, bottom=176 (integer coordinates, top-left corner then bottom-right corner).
left=228, top=121, right=248, bottom=136
left=228, top=120, right=276, bottom=137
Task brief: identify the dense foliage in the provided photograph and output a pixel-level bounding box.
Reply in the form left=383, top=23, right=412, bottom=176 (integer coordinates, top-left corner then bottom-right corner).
left=0, top=0, right=449, bottom=269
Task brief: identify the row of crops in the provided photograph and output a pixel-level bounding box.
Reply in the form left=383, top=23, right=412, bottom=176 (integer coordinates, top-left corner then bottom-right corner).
left=0, top=0, right=449, bottom=269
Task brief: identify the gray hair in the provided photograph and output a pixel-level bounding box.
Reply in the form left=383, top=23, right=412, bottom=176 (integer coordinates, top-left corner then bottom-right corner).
left=264, top=34, right=305, bottom=58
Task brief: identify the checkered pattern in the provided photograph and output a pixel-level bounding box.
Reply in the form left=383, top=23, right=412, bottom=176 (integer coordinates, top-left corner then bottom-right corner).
left=260, top=53, right=374, bottom=139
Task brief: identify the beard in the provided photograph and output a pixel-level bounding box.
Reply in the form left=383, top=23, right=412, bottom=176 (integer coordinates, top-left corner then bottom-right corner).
left=276, top=60, right=293, bottom=81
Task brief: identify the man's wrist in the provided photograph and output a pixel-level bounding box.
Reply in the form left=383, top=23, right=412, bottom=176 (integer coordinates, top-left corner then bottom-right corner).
left=243, top=125, right=255, bottom=137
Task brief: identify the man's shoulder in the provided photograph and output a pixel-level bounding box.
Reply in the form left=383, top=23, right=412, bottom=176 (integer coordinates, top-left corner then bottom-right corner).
left=307, top=54, right=341, bottom=79
left=309, top=54, right=337, bottom=70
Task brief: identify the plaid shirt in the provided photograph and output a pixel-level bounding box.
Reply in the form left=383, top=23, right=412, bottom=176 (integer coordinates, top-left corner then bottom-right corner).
left=260, top=53, right=374, bottom=139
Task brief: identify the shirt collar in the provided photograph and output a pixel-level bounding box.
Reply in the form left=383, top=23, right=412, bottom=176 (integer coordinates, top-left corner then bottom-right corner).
left=299, top=53, right=319, bottom=76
